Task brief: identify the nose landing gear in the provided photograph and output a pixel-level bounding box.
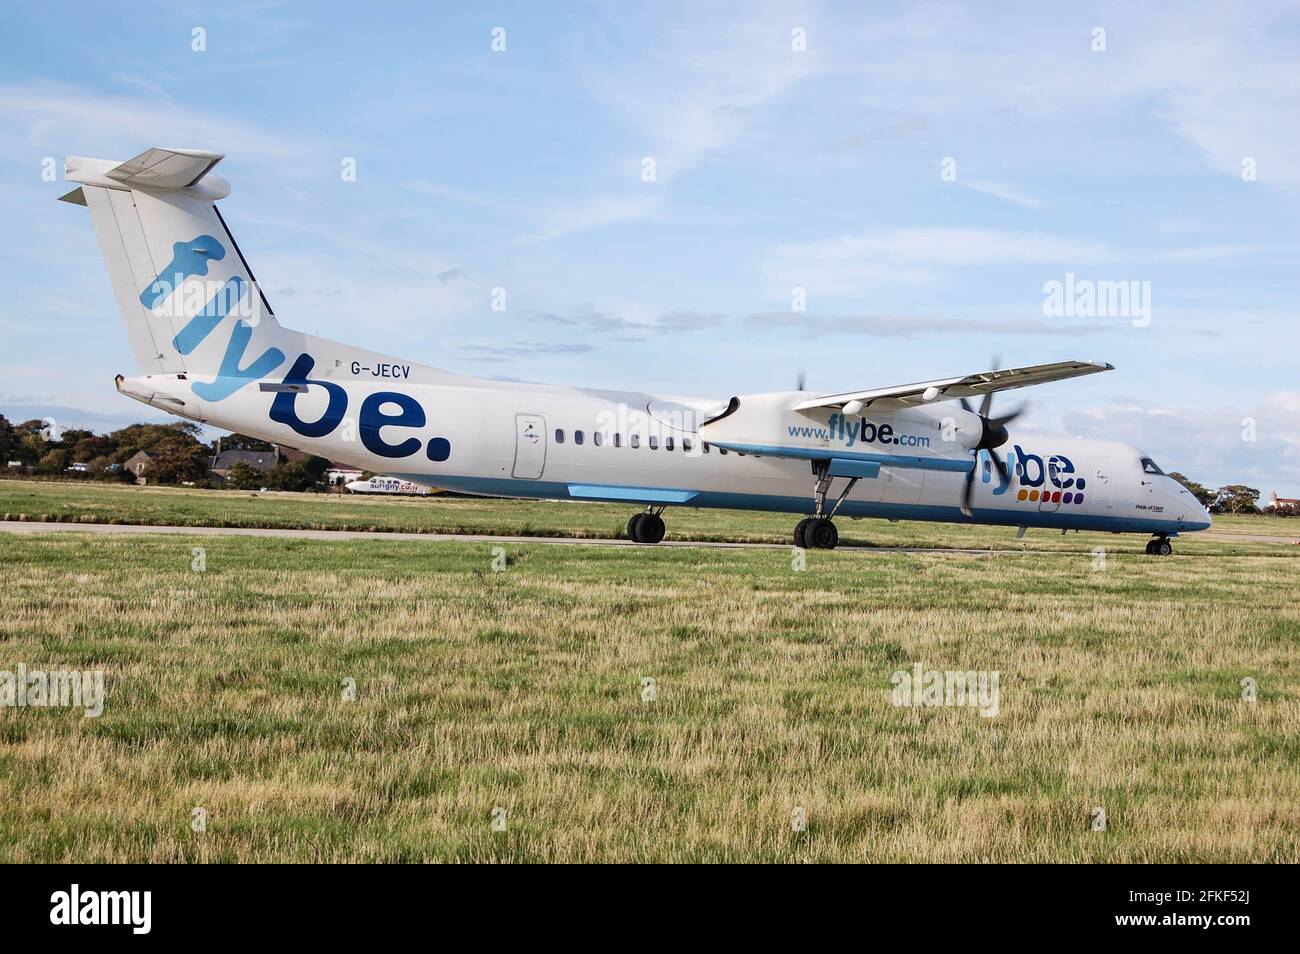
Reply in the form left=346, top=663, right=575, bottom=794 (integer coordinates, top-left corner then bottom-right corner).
left=1145, top=536, right=1173, bottom=556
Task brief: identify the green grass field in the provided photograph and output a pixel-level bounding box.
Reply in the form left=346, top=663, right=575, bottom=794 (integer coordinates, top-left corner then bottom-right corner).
left=1, top=480, right=1298, bottom=861
left=0, top=478, right=1293, bottom=553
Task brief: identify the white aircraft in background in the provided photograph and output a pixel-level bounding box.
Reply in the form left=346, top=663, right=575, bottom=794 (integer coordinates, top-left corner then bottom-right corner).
left=61, top=147, right=1210, bottom=555
left=346, top=476, right=431, bottom=496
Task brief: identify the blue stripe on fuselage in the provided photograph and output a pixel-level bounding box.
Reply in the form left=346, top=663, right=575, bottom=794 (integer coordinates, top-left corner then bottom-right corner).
left=391, top=473, right=1197, bottom=534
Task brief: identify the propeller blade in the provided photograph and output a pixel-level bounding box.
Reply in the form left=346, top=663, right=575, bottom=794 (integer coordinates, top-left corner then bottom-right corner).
left=978, top=354, right=1001, bottom=417
left=992, top=402, right=1027, bottom=426
left=989, top=446, right=1010, bottom=483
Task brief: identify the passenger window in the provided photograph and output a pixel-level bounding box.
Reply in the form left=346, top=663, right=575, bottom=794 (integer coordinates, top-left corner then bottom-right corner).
left=702, top=442, right=710, bottom=454
left=574, top=430, right=584, bottom=445
left=649, top=436, right=659, bottom=450
left=613, top=433, right=622, bottom=448
left=665, top=437, right=674, bottom=451
left=719, top=448, right=728, bottom=455
left=630, top=434, right=640, bottom=448
left=555, top=429, right=564, bottom=444
left=594, top=431, right=603, bottom=447
left=681, top=438, right=691, bottom=452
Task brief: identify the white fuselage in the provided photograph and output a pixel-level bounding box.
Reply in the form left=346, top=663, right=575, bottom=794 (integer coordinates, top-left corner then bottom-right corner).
left=118, top=337, right=1211, bottom=537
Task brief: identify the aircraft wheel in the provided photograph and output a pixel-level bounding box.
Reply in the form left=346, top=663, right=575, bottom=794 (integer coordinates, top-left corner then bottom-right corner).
left=1155, top=538, right=1173, bottom=556
left=1144, top=539, right=1157, bottom=555
left=627, top=513, right=645, bottom=541
left=638, top=513, right=666, bottom=544
left=804, top=517, right=839, bottom=550
left=793, top=517, right=814, bottom=547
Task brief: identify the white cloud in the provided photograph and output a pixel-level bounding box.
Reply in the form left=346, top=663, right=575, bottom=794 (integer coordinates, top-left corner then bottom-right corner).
left=0, top=81, right=315, bottom=165
left=962, top=180, right=1045, bottom=210
left=405, top=178, right=662, bottom=241
left=764, top=227, right=1112, bottom=295
left=747, top=310, right=1116, bottom=338
left=580, top=4, right=817, bottom=184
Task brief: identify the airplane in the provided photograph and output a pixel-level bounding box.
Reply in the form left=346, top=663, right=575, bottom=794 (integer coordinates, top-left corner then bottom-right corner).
left=59, top=147, right=1211, bottom=555
left=346, top=476, right=431, bottom=496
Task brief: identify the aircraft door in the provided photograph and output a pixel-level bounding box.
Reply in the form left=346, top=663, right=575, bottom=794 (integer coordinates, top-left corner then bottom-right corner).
left=1038, top=455, right=1065, bottom=513
left=512, top=413, right=547, bottom=479
left=1088, top=457, right=1114, bottom=515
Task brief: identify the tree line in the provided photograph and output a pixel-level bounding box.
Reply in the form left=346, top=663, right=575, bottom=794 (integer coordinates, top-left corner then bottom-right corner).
left=0, top=415, right=330, bottom=492
left=1166, top=473, right=1268, bottom=515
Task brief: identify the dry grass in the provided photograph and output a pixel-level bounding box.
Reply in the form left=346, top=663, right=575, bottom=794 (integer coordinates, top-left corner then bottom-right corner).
left=1, top=527, right=1296, bottom=862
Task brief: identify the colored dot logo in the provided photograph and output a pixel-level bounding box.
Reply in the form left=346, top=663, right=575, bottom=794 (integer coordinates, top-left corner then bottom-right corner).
left=1018, top=488, right=1085, bottom=505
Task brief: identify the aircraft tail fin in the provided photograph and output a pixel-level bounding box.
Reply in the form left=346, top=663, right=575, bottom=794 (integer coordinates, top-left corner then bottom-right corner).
left=62, top=147, right=282, bottom=377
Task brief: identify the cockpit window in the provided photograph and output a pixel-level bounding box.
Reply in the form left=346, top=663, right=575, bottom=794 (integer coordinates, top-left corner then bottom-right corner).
left=1140, top=457, right=1164, bottom=475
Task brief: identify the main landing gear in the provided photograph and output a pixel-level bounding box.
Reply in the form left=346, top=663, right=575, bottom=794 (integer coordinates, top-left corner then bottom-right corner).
left=627, top=507, right=666, bottom=544
left=1145, top=536, right=1173, bottom=556
left=793, top=462, right=857, bottom=550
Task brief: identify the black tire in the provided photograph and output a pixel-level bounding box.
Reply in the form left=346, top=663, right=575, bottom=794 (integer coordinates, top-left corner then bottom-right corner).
left=793, top=517, right=814, bottom=547
left=1156, top=539, right=1172, bottom=556
left=638, top=513, right=666, bottom=544
left=1145, top=539, right=1157, bottom=555
left=626, top=513, right=645, bottom=541
left=808, top=518, right=838, bottom=550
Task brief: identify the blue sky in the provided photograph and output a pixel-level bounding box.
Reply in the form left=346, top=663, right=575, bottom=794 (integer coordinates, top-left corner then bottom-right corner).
left=2, top=1, right=1298, bottom=492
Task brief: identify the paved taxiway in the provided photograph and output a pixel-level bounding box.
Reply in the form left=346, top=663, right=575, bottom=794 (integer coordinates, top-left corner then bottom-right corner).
left=5, top=519, right=1290, bottom=554
left=2, top=519, right=1017, bottom=555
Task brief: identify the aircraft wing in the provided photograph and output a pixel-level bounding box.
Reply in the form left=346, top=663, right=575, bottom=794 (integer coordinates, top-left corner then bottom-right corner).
left=791, top=360, right=1114, bottom=412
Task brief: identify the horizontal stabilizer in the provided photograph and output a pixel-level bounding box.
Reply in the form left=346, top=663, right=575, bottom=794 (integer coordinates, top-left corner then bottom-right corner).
left=65, top=148, right=225, bottom=193
left=105, top=148, right=223, bottom=189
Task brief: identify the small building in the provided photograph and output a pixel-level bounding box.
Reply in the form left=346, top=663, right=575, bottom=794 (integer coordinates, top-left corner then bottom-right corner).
left=209, top=449, right=279, bottom=482
left=207, top=440, right=318, bottom=484
left=1265, top=491, right=1300, bottom=514
left=123, top=450, right=156, bottom=481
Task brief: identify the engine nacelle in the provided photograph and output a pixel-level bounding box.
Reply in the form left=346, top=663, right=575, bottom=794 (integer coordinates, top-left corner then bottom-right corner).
left=698, top=392, right=989, bottom=467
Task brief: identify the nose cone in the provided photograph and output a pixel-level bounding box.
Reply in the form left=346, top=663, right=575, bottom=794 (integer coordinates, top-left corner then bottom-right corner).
left=1188, top=505, right=1213, bottom=532
left=1174, top=488, right=1213, bottom=532
left=977, top=417, right=1009, bottom=450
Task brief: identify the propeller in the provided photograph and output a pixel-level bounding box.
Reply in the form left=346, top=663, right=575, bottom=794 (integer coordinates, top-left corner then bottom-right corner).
left=960, top=356, right=1027, bottom=516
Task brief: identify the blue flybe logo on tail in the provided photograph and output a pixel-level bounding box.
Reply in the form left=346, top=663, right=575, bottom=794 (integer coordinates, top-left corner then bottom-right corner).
left=139, top=235, right=285, bottom=402
left=140, top=236, right=225, bottom=309
left=138, top=235, right=450, bottom=462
